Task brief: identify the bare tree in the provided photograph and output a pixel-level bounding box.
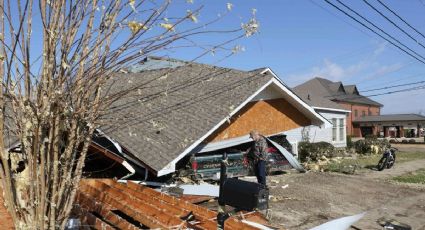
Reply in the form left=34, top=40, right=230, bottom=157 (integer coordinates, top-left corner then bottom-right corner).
left=0, top=0, right=258, bottom=228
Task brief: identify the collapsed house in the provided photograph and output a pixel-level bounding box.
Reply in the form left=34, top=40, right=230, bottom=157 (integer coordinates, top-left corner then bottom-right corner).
left=90, top=57, right=330, bottom=179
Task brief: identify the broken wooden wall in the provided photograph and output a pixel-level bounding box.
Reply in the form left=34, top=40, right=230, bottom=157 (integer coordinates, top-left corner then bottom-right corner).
left=75, top=179, right=260, bottom=229
left=207, top=98, right=311, bottom=142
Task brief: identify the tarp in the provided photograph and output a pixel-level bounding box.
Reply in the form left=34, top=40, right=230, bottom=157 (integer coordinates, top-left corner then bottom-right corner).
left=266, top=138, right=305, bottom=172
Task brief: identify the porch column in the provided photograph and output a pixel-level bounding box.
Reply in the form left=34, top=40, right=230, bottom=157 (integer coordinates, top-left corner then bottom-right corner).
left=418, top=124, right=421, bottom=138
left=384, top=126, right=389, bottom=137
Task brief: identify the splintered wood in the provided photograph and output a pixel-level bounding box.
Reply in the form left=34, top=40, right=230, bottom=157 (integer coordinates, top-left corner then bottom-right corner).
left=76, top=179, right=262, bottom=229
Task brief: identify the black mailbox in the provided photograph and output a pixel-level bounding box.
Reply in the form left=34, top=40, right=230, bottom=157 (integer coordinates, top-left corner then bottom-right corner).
left=219, top=178, right=269, bottom=211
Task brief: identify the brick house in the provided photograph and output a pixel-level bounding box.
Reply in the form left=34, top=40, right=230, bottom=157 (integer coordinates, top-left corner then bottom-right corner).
left=294, top=77, right=382, bottom=138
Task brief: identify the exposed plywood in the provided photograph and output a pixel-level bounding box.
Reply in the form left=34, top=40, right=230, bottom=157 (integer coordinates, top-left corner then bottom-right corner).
left=207, top=98, right=311, bottom=142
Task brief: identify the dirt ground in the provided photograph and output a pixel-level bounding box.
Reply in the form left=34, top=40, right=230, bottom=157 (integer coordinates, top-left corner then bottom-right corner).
left=266, top=144, right=425, bottom=230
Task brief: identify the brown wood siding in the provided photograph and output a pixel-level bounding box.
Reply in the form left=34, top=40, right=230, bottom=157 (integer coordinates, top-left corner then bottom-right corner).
left=206, top=98, right=311, bottom=142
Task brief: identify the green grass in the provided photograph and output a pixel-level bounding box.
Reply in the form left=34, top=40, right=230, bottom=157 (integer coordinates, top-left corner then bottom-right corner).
left=324, top=151, right=425, bottom=173
left=392, top=168, right=425, bottom=184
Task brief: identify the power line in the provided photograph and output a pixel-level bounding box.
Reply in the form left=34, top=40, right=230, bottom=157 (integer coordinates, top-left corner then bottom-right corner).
left=365, top=84, right=425, bottom=97
left=310, top=0, right=419, bottom=61
left=327, top=0, right=425, bottom=64
left=377, top=0, right=425, bottom=40
left=360, top=79, right=425, bottom=92
left=308, top=0, right=376, bottom=39
left=359, top=72, right=424, bottom=89
left=363, top=0, right=425, bottom=50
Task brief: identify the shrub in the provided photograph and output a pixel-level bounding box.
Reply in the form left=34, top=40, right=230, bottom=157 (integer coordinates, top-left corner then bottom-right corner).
left=354, top=140, right=370, bottom=155
left=298, top=141, right=334, bottom=162
left=354, top=138, right=389, bottom=155
left=389, top=139, right=396, bottom=143
left=409, top=139, right=416, bottom=143
left=401, top=139, right=408, bottom=143
left=364, top=134, right=377, bottom=140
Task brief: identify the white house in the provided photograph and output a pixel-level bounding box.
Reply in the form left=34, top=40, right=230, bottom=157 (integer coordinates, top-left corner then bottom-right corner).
left=291, top=79, right=351, bottom=147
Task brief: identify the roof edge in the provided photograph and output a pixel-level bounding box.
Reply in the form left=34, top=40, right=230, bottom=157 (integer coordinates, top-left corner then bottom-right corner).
left=158, top=68, right=331, bottom=176
left=312, top=106, right=351, bottom=113
left=157, top=77, right=276, bottom=176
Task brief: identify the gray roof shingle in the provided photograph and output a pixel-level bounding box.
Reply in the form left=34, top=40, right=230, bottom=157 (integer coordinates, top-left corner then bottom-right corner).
left=353, top=114, right=425, bottom=122
left=343, top=85, right=358, bottom=95
left=292, top=78, right=347, bottom=110
left=293, top=77, right=382, bottom=109
left=99, top=57, right=273, bottom=173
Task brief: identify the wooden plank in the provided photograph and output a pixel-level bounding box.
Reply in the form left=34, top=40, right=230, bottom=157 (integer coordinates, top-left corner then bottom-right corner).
left=79, top=181, right=183, bottom=229
left=179, top=195, right=214, bottom=204
left=79, top=179, right=268, bottom=230
left=77, top=192, right=141, bottom=230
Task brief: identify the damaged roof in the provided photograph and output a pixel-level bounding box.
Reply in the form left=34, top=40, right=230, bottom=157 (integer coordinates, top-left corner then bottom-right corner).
left=99, top=57, right=274, bottom=174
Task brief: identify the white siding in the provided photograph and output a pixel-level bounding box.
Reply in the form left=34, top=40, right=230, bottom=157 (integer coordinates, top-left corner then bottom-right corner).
left=283, top=110, right=348, bottom=148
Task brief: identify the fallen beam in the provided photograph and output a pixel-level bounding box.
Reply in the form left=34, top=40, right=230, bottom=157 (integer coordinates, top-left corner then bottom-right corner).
left=77, top=179, right=266, bottom=230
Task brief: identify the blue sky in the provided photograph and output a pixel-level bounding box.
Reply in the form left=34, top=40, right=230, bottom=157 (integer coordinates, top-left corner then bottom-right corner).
left=168, top=0, right=425, bottom=114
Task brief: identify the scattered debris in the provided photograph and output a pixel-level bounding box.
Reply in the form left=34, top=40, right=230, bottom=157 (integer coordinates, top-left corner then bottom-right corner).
left=377, top=217, right=412, bottom=230
left=270, top=179, right=279, bottom=184
left=179, top=183, right=219, bottom=197
left=165, top=186, right=184, bottom=197
left=269, top=195, right=296, bottom=202
left=281, top=184, right=289, bottom=189
left=309, top=212, right=366, bottom=230
left=179, top=176, right=194, bottom=184
left=76, top=179, right=263, bottom=229
left=242, top=220, right=276, bottom=230
left=179, top=195, right=214, bottom=204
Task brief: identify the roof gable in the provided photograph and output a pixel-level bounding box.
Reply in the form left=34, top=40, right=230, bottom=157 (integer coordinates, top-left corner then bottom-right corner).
left=293, top=78, right=346, bottom=110
left=99, top=59, right=274, bottom=174
left=344, top=85, right=359, bottom=95
left=99, top=59, right=327, bottom=176
left=294, top=77, right=383, bottom=108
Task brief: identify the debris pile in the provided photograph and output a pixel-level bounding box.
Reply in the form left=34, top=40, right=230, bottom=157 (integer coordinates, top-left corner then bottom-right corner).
left=75, top=179, right=266, bottom=229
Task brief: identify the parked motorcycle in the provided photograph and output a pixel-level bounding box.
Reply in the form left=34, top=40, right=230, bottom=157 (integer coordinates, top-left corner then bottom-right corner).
left=377, top=147, right=398, bottom=171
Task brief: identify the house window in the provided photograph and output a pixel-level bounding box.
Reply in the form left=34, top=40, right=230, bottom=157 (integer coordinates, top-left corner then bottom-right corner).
left=339, top=118, right=344, bottom=141
left=362, top=111, right=366, bottom=117
left=332, top=118, right=337, bottom=141
left=354, top=110, right=358, bottom=117
left=368, top=111, right=372, bottom=116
